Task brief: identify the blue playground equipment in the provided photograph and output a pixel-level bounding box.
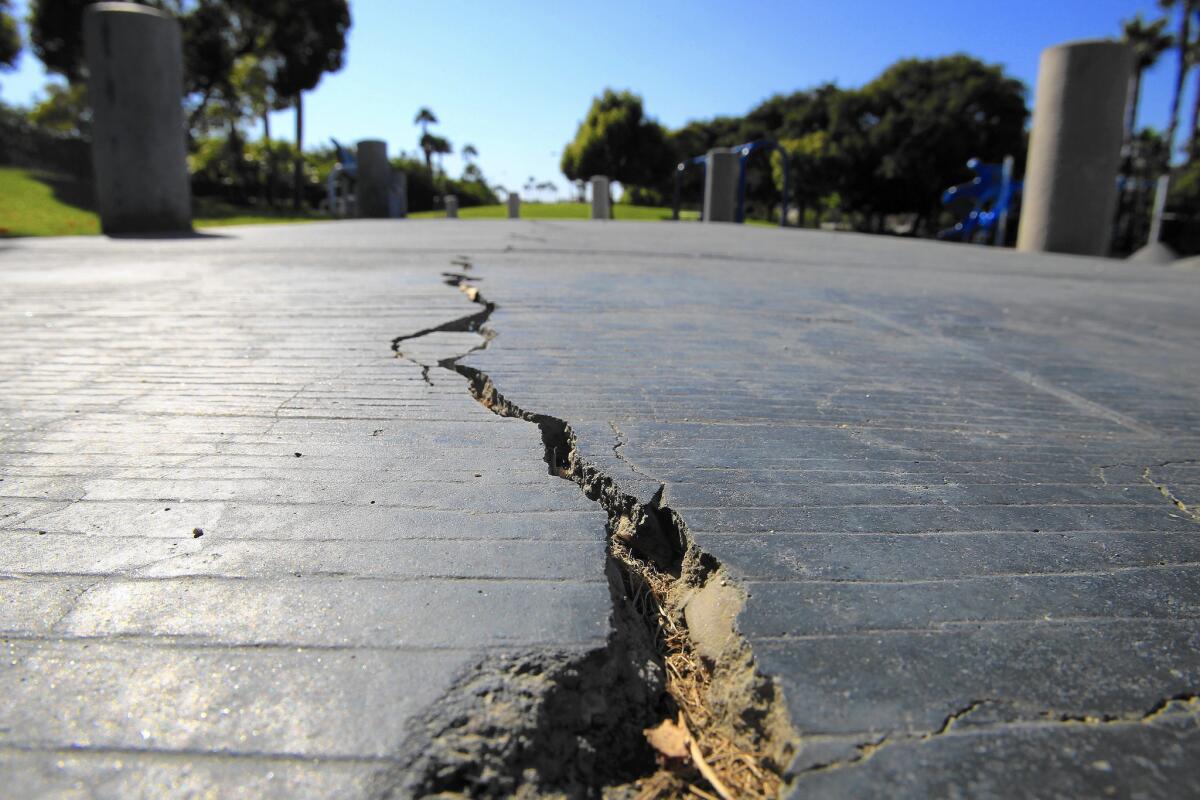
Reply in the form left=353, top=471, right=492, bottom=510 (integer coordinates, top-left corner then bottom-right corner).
left=672, top=140, right=790, bottom=227
left=937, top=157, right=1021, bottom=244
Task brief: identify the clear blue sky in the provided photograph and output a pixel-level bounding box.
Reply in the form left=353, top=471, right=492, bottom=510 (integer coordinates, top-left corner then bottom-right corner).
left=1, top=0, right=1192, bottom=196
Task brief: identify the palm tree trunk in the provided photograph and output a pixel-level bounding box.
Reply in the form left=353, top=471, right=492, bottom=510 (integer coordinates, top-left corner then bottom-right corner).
left=1189, top=63, right=1200, bottom=160
left=1164, top=6, right=1192, bottom=162
left=292, top=93, right=304, bottom=211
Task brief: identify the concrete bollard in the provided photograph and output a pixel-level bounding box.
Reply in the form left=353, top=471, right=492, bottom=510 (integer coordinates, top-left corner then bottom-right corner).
left=444, top=195, right=458, bottom=218
left=703, top=149, right=739, bottom=223
left=590, top=176, right=610, bottom=219
left=355, top=139, right=390, bottom=218
left=507, top=192, right=520, bottom=218
left=1017, top=39, right=1133, bottom=256
left=84, top=2, right=191, bottom=235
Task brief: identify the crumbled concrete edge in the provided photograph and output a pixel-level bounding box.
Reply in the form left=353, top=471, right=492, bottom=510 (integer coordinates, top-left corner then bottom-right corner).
left=373, top=563, right=666, bottom=798
left=384, top=263, right=800, bottom=798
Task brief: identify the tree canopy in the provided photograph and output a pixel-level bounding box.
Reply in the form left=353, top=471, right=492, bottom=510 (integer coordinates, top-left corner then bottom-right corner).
left=560, top=89, right=673, bottom=187
left=0, top=0, right=21, bottom=70
left=591, top=56, right=1027, bottom=228
left=855, top=55, right=1028, bottom=217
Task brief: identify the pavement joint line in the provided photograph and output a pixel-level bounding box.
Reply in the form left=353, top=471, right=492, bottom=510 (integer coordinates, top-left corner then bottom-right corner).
left=384, top=263, right=796, bottom=798
left=833, top=299, right=1162, bottom=438
left=0, top=742, right=404, bottom=764
left=0, top=634, right=602, bottom=654
left=0, top=572, right=608, bottom=583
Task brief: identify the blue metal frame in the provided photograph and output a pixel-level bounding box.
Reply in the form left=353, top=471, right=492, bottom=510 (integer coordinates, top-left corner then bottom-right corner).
left=673, top=141, right=790, bottom=227
left=732, top=140, right=789, bottom=227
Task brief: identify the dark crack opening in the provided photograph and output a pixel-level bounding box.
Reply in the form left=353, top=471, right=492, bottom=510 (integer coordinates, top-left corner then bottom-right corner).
left=381, top=260, right=797, bottom=799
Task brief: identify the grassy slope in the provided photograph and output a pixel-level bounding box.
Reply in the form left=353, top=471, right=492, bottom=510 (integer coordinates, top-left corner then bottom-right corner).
left=0, top=167, right=325, bottom=237
left=408, top=202, right=701, bottom=221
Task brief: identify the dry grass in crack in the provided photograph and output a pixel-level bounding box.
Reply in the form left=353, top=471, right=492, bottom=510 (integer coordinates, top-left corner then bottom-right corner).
left=610, top=534, right=784, bottom=800
left=402, top=263, right=796, bottom=799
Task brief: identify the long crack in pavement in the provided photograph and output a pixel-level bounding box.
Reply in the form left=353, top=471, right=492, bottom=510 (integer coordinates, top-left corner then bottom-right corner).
left=380, top=260, right=797, bottom=799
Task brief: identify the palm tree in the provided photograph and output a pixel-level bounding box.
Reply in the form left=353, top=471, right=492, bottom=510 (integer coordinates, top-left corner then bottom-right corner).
left=1122, top=14, right=1173, bottom=149
left=1188, top=11, right=1200, bottom=159
left=414, top=106, right=437, bottom=137
left=427, top=135, right=452, bottom=174
left=462, top=143, right=479, bottom=164
left=419, top=132, right=436, bottom=171
left=1160, top=0, right=1199, bottom=161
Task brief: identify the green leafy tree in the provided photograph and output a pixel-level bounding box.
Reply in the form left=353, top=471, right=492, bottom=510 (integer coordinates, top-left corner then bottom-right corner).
left=180, top=0, right=241, bottom=130
left=855, top=55, right=1027, bottom=228
left=29, top=80, right=88, bottom=134
left=0, top=0, right=20, bottom=72
left=28, top=0, right=177, bottom=81
left=560, top=89, right=673, bottom=203
left=254, top=0, right=350, bottom=209
left=230, top=53, right=288, bottom=204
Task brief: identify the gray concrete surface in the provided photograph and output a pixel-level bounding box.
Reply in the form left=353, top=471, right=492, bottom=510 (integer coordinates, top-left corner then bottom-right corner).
left=84, top=3, right=191, bottom=235
left=2, top=221, right=1199, bottom=797
left=1017, top=39, right=1132, bottom=256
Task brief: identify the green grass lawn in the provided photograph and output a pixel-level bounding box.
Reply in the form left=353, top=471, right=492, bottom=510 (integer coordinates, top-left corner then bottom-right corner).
left=2, top=166, right=779, bottom=236
left=0, top=166, right=327, bottom=237
left=0, top=167, right=101, bottom=236
left=408, top=202, right=701, bottom=221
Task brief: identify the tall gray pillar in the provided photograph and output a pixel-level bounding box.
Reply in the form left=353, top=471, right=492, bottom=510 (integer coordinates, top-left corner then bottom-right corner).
left=1017, top=39, right=1133, bottom=256
left=84, top=2, right=191, bottom=235
left=590, top=176, right=610, bottom=219
left=355, top=139, right=390, bottom=218
left=507, top=192, right=520, bottom=218
left=703, top=149, right=739, bottom=223
left=444, top=195, right=459, bottom=218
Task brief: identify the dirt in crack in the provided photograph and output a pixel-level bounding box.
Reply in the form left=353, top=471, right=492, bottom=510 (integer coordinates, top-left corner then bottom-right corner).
left=385, top=262, right=797, bottom=799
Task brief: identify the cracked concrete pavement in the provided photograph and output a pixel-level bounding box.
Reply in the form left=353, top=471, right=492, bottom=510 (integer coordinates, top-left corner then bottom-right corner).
left=2, top=220, right=1200, bottom=797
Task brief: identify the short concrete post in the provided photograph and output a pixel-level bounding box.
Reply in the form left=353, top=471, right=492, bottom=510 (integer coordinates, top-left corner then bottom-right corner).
left=444, top=195, right=459, bottom=218
left=83, top=2, right=191, bottom=235
left=1017, top=39, right=1134, bottom=256
left=590, top=176, right=610, bottom=219
left=703, top=149, right=739, bottom=223
left=507, top=192, right=520, bottom=218
left=355, top=139, right=390, bottom=219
